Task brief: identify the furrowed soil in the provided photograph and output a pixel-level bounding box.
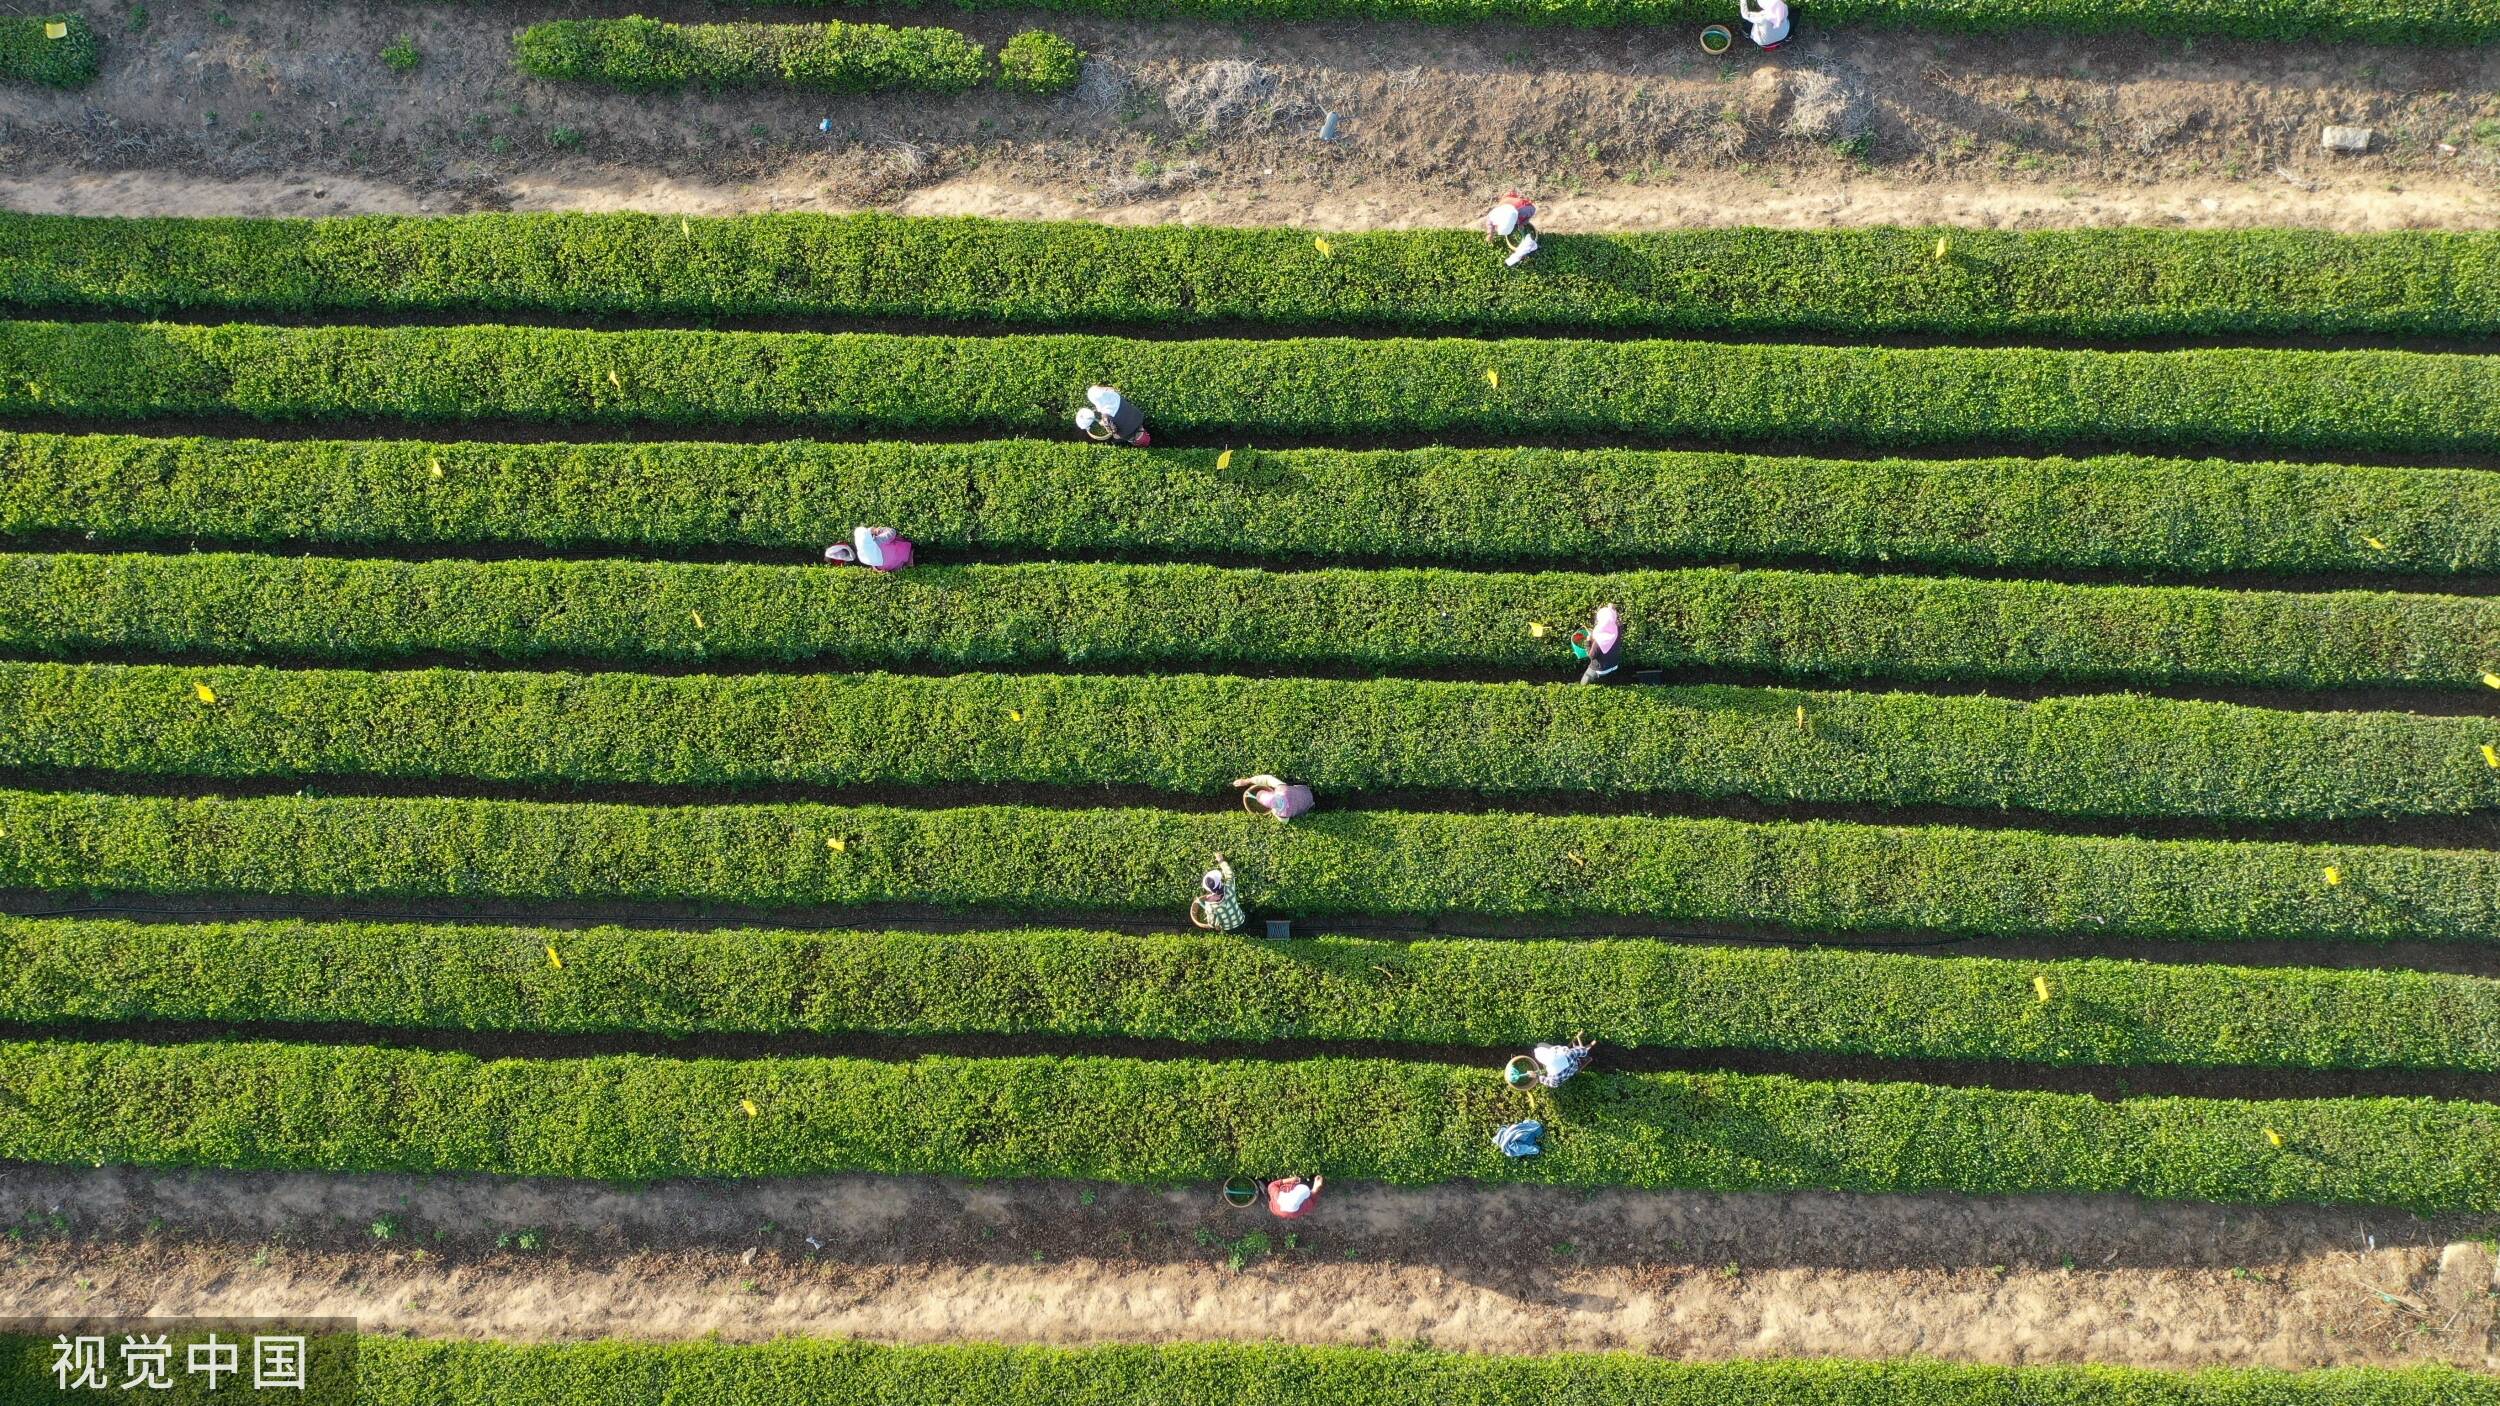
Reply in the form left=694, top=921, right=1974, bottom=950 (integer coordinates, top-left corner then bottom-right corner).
left=0, top=1167, right=2493, bottom=1369
left=2, top=0, right=2498, bottom=229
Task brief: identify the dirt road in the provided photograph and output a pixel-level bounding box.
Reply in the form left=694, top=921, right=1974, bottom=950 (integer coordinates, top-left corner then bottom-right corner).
left=1, top=1166, right=2492, bottom=1367
left=4, top=0, right=2497, bottom=228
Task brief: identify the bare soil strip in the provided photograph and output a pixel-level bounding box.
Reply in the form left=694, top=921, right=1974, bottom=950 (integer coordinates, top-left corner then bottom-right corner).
left=0, top=1166, right=2490, bottom=1369
left=5, top=2, right=2500, bottom=231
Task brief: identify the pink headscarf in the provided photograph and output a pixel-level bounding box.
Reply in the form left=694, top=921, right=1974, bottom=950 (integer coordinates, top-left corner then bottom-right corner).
left=1589, top=605, right=1621, bottom=654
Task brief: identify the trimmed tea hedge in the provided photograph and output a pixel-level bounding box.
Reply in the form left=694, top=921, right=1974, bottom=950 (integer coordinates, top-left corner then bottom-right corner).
left=0, top=1040, right=2491, bottom=1210
left=0, top=790, right=2490, bottom=944
left=6, top=662, right=2496, bottom=822
left=516, top=17, right=992, bottom=95
left=8, top=321, right=2500, bottom=454
left=250, top=1340, right=2500, bottom=1406
left=11, top=212, right=2500, bottom=338
left=7, top=917, right=2493, bottom=1072
left=7, top=431, right=2493, bottom=579
left=8, top=551, right=2495, bottom=693
left=0, top=1336, right=2487, bottom=1406
left=0, top=15, right=97, bottom=89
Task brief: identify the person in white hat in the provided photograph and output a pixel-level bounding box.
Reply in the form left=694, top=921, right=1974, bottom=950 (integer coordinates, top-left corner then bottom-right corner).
left=1741, top=0, right=1792, bottom=48
left=1075, top=384, right=1152, bottom=446
left=822, top=524, right=914, bottom=572
left=1482, top=193, right=1540, bottom=267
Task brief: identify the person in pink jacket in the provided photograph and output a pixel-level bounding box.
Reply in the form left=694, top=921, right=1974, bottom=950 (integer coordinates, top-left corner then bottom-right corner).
left=823, top=524, right=914, bottom=572
left=1234, top=774, right=1317, bottom=822
left=1266, top=1174, right=1324, bottom=1219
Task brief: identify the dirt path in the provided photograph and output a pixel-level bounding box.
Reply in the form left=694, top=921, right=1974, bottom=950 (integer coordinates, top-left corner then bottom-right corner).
left=0, top=1166, right=2492, bottom=1368
left=3, top=1, right=2497, bottom=229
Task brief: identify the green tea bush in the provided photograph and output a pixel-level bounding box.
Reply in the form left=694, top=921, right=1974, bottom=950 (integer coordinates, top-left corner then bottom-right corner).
left=0, top=790, right=2490, bottom=945
left=8, top=212, right=2500, bottom=337
left=3, top=432, right=2491, bottom=579
left=5, top=552, right=2491, bottom=693
left=0, top=15, right=98, bottom=88
left=4, top=661, right=2493, bottom=823
left=336, top=1340, right=2500, bottom=1406
left=0, top=1335, right=2485, bottom=1406
left=515, top=17, right=991, bottom=95
left=0, top=1040, right=2490, bottom=1211
left=4, top=917, right=2490, bottom=1072
left=8, top=321, right=2500, bottom=455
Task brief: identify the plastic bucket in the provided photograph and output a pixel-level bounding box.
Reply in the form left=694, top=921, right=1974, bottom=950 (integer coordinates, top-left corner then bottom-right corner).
left=1570, top=629, right=1591, bottom=660
left=1700, top=23, right=1733, bottom=52
left=1223, top=1176, right=1261, bottom=1208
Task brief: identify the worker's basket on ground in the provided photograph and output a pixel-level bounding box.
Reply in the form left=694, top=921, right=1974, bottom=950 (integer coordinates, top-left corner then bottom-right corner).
left=1504, top=1055, right=1540, bottom=1088
left=1223, top=1176, right=1262, bottom=1208
left=1700, top=23, right=1733, bottom=51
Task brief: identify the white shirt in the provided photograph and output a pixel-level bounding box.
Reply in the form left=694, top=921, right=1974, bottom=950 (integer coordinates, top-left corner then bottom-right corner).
left=1742, top=0, right=1790, bottom=45
left=1274, top=1183, right=1314, bottom=1213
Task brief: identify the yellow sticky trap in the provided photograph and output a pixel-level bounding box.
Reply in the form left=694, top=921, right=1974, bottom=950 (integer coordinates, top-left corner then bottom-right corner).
left=2322, top=866, right=2342, bottom=887
left=2483, top=673, right=2500, bottom=690
left=1484, top=368, right=1500, bottom=390
left=2264, top=1126, right=2284, bottom=1148
left=2032, top=976, right=2051, bottom=1003
left=740, top=1099, right=760, bottom=1119
left=427, top=456, right=443, bottom=480
left=1565, top=850, right=1586, bottom=868
left=1794, top=704, right=1807, bottom=732
left=690, top=609, right=706, bottom=629
left=680, top=217, right=693, bottom=242
left=827, top=836, right=847, bottom=853
left=44, top=21, right=67, bottom=39
left=2364, top=536, right=2388, bottom=551
left=192, top=681, right=217, bottom=704
left=1215, top=448, right=1233, bottom=471
left=1313, top=237, right=1333, bottom=258
left=1008, top=709, right=1025, bottom=722
left=605, top=369, right=623, bottom=391
left=545, top=945, right=563, bottom=970
left=2483, top=744, right=2499, bottom=769
left=1932, top=235, right=1950, bottom=262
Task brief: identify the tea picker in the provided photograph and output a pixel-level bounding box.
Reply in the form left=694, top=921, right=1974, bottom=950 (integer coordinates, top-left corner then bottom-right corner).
left=1740, top=0, right=1793, bottom=48
left=1076, top=384, right=1152, bottom=447
left=1505, top=1036, right=1597, bottom=1090
left=822, top=524, right=914, bottom=572
left=1190, top=853, right=1246, bottom=931
left=1481, top=193, right=1541, bottom=267
left=1266, top=1174, right=1324, bottom=1219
